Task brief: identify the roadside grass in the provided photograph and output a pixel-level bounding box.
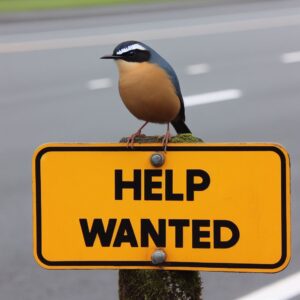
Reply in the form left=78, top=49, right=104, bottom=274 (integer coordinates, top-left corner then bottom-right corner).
left=0, top=0, right=171, bottom=12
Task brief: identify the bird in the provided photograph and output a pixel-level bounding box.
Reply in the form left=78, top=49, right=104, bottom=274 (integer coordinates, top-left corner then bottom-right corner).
left=101, top=40, right=191, bottom=149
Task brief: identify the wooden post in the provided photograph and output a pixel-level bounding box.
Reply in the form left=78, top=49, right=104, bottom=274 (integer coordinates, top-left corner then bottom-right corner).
left=119, top=133, right=203, bottom=300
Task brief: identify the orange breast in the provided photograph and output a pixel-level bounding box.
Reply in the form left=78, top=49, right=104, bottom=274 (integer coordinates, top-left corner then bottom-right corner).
left=118, top=61, right=180, bottom=123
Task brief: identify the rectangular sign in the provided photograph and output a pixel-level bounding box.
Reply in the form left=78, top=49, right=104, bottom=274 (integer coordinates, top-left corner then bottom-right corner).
left=33, top=143, right=290, bottom=272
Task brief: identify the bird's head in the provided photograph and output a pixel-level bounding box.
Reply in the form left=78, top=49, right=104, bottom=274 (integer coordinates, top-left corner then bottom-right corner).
left=101, top=41, right=151, bottom=66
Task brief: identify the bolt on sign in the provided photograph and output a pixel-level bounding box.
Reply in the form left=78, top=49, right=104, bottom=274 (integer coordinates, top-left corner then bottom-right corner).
left=32, top=143, right=290, bottom=272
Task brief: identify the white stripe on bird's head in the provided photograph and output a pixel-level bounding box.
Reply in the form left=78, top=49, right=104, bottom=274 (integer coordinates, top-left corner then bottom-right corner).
left=116, top=43, right=146, bottom=55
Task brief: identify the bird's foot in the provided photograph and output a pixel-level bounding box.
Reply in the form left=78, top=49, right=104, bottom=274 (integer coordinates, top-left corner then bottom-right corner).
left=161, top=124, right=172, bottom=152
left=127, top=131, right=145, bottom=148
left=126, top=121, right=149, bottom=148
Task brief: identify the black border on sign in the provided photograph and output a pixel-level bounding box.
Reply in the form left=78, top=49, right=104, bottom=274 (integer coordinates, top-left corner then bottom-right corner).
left=34, top=145, right=288, bottom=270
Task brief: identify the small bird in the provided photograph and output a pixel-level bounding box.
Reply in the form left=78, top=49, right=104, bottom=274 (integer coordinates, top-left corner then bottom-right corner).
left=101, top=40, right=191, bottom=149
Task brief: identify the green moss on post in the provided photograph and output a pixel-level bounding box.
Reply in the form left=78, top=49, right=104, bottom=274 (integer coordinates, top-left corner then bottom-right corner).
left=119, top=134, right=203, bottom=300
left=119, top=133, right=203, bottom=144
left=171, top=133, right=203, bottom=143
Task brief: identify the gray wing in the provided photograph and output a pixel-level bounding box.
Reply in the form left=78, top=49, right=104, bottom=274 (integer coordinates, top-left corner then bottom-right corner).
left=141, top=43, right=186, bottom=121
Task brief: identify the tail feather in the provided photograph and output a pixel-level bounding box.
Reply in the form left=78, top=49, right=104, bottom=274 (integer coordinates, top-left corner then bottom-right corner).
left=171, top=119, right=192, bottom=134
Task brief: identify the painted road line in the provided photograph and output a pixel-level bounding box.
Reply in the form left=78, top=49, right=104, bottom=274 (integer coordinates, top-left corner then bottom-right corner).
left=281, top=51, right=300, bottom=63
left=87, top=82, right=242, bottom=107
left=184, top=89, right=242, bottom=107
left=186, top=64, right=210, bottom=75
left=235, top=271, right=300, bottom=300
left=87, top=78, right=112, bottom=90
left=1, top=14, right=300, bottom=53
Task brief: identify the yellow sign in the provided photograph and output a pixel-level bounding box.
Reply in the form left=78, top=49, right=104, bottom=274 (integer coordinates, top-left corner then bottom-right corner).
left=32, top=143, right=290, bottom=272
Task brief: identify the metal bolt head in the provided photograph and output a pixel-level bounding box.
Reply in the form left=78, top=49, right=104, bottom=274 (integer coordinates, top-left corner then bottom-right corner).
left=150, top=152, right=165, bottom=167
left=151, top=249, right=166, bottom=265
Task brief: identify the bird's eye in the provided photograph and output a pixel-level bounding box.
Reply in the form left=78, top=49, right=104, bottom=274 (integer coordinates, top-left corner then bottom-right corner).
left=128, top=51, right=135, bottom=56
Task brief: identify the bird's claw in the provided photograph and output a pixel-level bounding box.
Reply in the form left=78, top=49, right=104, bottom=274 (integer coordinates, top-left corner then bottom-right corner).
left=127, top=131, right=144, bottom=148
left=126, top=121, right=148, bottom=148
left=161, top=131, right=172, bottom=152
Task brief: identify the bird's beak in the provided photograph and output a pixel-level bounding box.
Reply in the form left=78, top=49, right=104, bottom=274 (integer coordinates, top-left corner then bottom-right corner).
left=100, top=55, right=120, bottom=59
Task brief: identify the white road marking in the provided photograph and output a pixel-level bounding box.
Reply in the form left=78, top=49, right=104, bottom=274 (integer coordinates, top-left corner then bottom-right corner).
left=87, top=81, right=241, bottom=107
left=281, top=51, right=300, bottom=63
left=184, top=89, right=242, bottom=107
left=87, top=78, right=112, bottom=90
left=1, top=14, right=300, bottom=53
left=186, top=64, right=210, bottom=75
left=235, top=271, right=300, bottom=300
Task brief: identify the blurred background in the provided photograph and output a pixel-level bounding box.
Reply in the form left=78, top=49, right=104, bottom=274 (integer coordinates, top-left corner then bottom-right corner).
left=0, top=0, right=300, bottom=299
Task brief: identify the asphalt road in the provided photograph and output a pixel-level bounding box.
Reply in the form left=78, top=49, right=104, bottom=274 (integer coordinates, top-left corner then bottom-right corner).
left=1, top=0, right=300, bottom=299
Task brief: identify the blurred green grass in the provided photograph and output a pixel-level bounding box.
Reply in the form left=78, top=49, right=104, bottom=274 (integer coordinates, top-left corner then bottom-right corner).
left=0, top=0, right=170, bottom=12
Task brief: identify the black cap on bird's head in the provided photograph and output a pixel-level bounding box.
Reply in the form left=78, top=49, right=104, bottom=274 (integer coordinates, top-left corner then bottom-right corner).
left=101, top=41, right=151, bottom=63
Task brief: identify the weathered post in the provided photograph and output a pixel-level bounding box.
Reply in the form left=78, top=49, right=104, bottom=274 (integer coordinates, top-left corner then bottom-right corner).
left=119, top=133, right=203, bottom=300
